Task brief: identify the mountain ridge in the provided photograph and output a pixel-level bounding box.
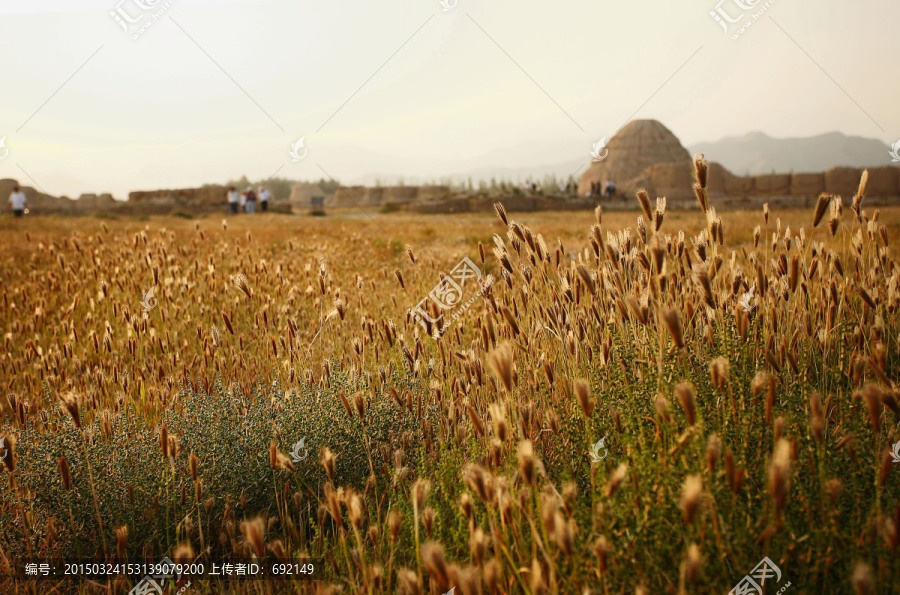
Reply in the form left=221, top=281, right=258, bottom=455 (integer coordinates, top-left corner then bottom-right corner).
left=689, top=131, right=893, bottom=176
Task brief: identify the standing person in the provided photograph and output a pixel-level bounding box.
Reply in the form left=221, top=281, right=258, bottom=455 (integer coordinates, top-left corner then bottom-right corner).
left=239, top=189, right=247, bottom=213
left=258, top=185, right=270, bottom=212
left=8, top=186, right=26, bottom=217
left=227, top=186, right=240, bottom=214
left=245, top=186, right=257, bottom=214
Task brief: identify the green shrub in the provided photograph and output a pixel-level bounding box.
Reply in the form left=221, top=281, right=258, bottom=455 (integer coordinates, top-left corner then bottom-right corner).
left=2, top=365, right=438, bottom=560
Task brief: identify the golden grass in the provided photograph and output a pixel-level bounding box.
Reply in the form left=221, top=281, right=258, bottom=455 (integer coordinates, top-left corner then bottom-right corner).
left=1, top=192, right=900, bottom=593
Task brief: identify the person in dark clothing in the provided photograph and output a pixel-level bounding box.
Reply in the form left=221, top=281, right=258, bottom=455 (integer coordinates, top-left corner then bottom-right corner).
left=245, top=187, right=257, bottom=214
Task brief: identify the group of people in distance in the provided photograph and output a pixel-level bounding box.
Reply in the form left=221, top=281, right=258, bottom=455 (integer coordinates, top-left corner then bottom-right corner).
left=7, top=184, right=276, bottom=218
left=227, top=185, right=271, bottom=215
left=588, top=179, right=616, bottom=198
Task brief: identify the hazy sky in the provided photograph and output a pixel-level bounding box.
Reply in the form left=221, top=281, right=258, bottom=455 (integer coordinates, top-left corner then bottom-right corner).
left=0, top=0, right=897, bottom=199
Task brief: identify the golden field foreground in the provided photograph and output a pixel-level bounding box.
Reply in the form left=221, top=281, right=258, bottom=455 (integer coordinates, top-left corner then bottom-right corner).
left=2, top=170, right=900, bottom=594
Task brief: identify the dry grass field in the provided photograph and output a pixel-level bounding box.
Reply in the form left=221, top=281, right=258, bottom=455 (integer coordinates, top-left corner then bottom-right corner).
left=2, top=168, right=900, bottom=593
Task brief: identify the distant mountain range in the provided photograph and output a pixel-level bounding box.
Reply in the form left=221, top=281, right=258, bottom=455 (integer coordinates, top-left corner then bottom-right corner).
left=689, top=131, right=895, bottom=176
left=349, top=130, right=898, bottom=187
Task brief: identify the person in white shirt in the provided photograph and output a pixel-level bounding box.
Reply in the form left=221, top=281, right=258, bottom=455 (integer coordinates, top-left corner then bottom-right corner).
left=258, top=186, right=271, bottom=212
left=239, top=189, right=247, bottom=213
left=226, top=186, right=240, bottom=214
left=9, top=186, right=26, bottom=217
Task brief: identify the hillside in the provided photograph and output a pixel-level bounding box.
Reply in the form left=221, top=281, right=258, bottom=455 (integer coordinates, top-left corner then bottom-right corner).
left=690, top=131, right=893, bottom=175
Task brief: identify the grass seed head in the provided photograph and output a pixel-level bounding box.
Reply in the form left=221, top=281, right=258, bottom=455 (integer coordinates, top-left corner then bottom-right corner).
left=809, top=393, right=825, bottom=444
left=693, top=154, right=708, bottom=188
left=636, top=189, right=653, bottom=221
left=709, top=357, right=730, bottom=391
left=60, top=392, right=82, bottom=429
left=240, top=517, right=266, bottom=559
left=173, top=542, right=195, bottom=564
left=684, top=543, right=702, bottom=584
left=230, top=273, right=252, bottom=299
left=852, top=561, right=873, bottom=595
left=2, top=434, right=15, bottom=472
left=463, top=464, right=494, bottom=503
left=115, top=526, right=128, bottom=559
left=489, top=344, right=514, bottom=393
left=352, top=391, right=366, bottom=422
left=879, top=449, right=893, bottom=487
left=269, top=539, right=288, bottom=563
left=349, top=492, right=366, bottom=530
left=574, top=379, right=593, bottom=417
left=59, top=455, right=71, bottom=490
left=768, top=438, right=792, bottom=511
left=706, top=434, right=721, bottom=474
left=813, top=193, right=832, bottom=227
left=594, top=536, right=610, bottom=573
left=675, top=383, right=697, bottom=426
left=470, top=527, right=488, bottom=564
left=320, top=448, right=336, bottom=482
left=421, top=541, right=450, bottom=587
left=160, top=425, right=169, bottom=459
left=662, top=309, right=685, bottom=350
left=861, top=385, right=883, bottom=433
left=554, top=513, right=575, bottom=556
left=459, top=493, right=474, bottom=521
left=493, top=202, right=509, bottom=226
left=605, top=463, right=628, bottom=498
left=489, top=403, right=509, bottom=442
left=397, top=568, right=419, bottom=595
left=388, top=509, right=403, bottom=542
left=680, top=475, right=703, bottom=525
left=517, top=440, right=540, bottom=485
left=412, top=478, right=431, bottom=512
left=751, top=372, right=768, bottom=397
